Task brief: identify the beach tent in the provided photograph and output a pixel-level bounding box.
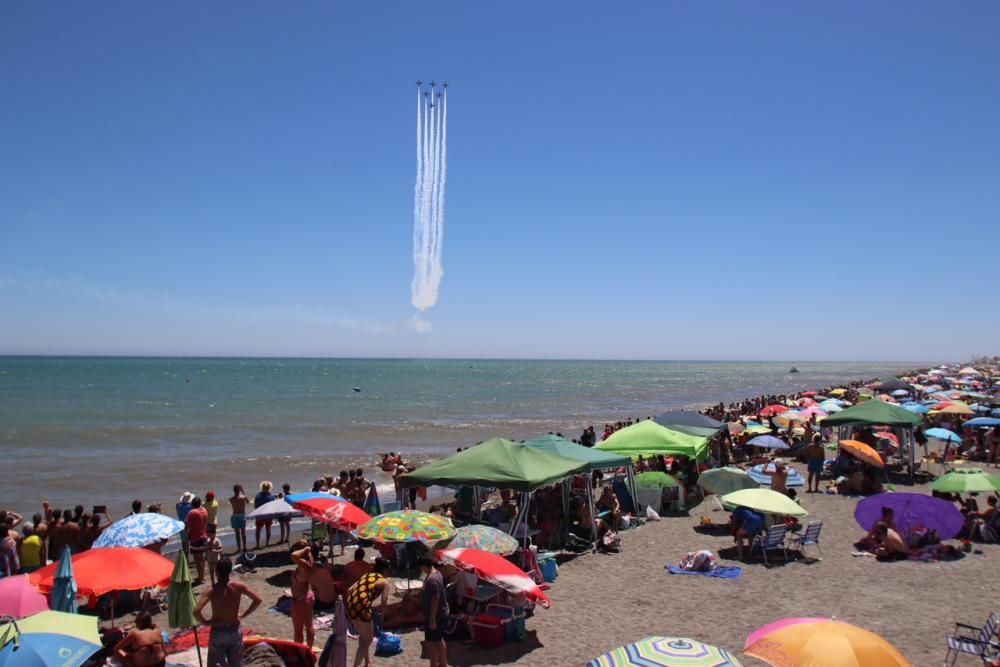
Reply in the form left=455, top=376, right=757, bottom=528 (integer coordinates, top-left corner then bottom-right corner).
left=596, top=420, right=710, bottom=462
left=821, top=400, right=923, bottom=480
left=402, top=437, right=589, bottom=491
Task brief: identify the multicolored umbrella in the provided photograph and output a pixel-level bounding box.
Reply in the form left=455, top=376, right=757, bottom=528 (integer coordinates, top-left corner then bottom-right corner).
left=0, top=611, right=101, bottom=667
left=444, top=525, right=519, bottom=555
left=837, top=440, right=884, bottom=468
left=699, top=467, right=758, bottom=495
left=931, top=468, right=1000, bottom=493
left=720, top=488, right=808, bottom=517
left=0, top=576, right=48, bottom=619
left=93, top=512, right=185, bottom=548
left=855, top=492, right=963, bottom=539
left=436, top=548, right=550, bottom=608
left=743, top=618, right=910, bottom=666
left=30, top=547, right=173, bottom=597
left=354, top=510, right=455, bottom=544
left=588, top=637, right=743, bottom=666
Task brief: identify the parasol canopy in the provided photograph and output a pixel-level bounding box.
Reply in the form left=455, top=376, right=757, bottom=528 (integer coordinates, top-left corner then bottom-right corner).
left=436, top=547, right=551, bottom=608
left=855, top=492, right=964, bottom=539
left=588, top=637, right=743, bottom=667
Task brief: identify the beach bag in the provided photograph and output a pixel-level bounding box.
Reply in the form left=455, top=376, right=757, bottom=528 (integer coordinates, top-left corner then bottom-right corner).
left=679, top=550, right=717, bottom=572
left=374, top=631, right=402, bottom=656
left=645, top=506, right=661, bottom=522
left=601, top=530, right=622, bottom=552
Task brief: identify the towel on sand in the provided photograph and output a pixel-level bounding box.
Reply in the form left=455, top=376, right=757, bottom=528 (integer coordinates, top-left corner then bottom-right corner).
left=666, top=565, right=742, bottom=579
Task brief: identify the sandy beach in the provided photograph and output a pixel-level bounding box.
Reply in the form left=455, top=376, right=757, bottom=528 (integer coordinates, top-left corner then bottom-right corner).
left=150, top=461, right=1000, bottom=666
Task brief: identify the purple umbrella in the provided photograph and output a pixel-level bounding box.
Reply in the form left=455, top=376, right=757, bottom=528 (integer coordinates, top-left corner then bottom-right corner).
left=855, top=492, right=964, bottom=540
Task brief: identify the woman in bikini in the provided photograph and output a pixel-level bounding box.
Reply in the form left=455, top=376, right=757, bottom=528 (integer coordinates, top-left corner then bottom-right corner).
left=289, top=541, right=316, bottom=650
left=113, top=612, right=166, bottom=667
left=346, top=558, right=391, bottom=667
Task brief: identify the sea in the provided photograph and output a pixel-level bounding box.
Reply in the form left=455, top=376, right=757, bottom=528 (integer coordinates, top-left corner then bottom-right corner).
left=0, top=357, right=928, bottom=520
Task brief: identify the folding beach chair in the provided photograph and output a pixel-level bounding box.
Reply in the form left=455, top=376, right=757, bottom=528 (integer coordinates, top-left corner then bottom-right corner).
left=944, top=612, right=999, bottom=666
left=787, top=520, right=823, bottom=560
left=381, top=500, right=402, bottom=514
left=980, top=511, right=1000, bottom=543
left=750, top=524, right=788, bottom=565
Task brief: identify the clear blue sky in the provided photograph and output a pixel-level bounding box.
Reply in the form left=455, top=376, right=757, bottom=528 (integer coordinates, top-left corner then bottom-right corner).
left=2, top=2, right=998, bottom=360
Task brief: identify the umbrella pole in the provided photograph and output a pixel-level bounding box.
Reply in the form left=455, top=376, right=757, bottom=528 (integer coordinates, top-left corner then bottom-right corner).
left=194, top=626, right=204, bottom=667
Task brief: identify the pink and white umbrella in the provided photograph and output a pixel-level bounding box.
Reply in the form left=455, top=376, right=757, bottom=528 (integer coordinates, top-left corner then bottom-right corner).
left=436, top=547, right=551, bottom=608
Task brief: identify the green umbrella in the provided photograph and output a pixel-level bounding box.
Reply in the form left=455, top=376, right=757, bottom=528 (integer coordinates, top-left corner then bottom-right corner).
left=167, top=552, right=202, bottom=667
left=931, top=468, right=1000, bottom=493
left=720, top=488, right=808, bottom=517
left=699, top=467, right=759, bottom=495
left=635, top=471, right=681, bottom=489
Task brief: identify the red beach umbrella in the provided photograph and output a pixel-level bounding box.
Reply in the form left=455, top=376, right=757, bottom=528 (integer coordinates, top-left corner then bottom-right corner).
left=29, top=547, right=173, bottom=596
left=290, top=496, right=371, bottom=529
left=436, top=547, right=551, bottom=608
left=759, top=404, right=790, bottom=417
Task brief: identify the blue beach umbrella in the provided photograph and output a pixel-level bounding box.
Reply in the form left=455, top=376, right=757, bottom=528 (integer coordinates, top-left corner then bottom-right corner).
left=0, top=612, right=100, bottom=667
left=48, top=547, right=77, bottom=614
left=964, top=417, right=1000, bottom=428
left=747, top=435, right=789, bottom=450
left=926, top=428, right=962, bottom=443
left=901, top=402, right=930, bottom=414
left=93, top=513, right=185, bottom=548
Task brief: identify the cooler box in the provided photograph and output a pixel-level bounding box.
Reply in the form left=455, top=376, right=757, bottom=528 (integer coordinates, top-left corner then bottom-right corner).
left=485, top=604, right=517, bottom=642
left=470, top=613, right=506, bottom=648
left=538, top=557, right=558, bottom=582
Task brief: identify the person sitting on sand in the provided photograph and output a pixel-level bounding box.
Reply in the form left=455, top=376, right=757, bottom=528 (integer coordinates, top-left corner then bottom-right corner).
left=857, top=507, right=896, bottom=550
left=765, top=459, right=789, bottom=495
left=873, top=522, right=909, bottom=561
left=194, top=557, right=263, bottom=667
left=113, top=612, right=166, bottom=667
left=310, top=562, right=347, bottom=608
left=596, top=486, right=621, bottom=530
left=733, top=506, right=764, bottom=561
left=345, top=547, right=373, bottom=588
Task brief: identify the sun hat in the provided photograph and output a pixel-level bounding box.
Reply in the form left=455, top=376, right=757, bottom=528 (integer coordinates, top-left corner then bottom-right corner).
left=179, top=491, right=194, bottom=504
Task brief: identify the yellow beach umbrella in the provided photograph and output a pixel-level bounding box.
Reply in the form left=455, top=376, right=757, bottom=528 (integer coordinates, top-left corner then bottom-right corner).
left=744, top=618, right=911, bottom=666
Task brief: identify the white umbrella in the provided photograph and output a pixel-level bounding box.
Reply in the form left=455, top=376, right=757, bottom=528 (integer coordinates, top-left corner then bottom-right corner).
left=246, top=499, right=301, bottom=520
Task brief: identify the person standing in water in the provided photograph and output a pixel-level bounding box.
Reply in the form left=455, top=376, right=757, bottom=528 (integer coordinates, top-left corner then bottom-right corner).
left=195, top=557, right=262, bottom=667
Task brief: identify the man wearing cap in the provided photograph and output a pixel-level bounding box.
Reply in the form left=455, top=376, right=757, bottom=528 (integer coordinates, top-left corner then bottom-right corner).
left=176, top=492, right=194, bottom=556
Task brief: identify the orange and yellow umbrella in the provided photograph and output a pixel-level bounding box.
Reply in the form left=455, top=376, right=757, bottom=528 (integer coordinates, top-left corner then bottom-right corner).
left=838, top=440, right=884, bottom=468
left=744, top=618, right=911, bottom=666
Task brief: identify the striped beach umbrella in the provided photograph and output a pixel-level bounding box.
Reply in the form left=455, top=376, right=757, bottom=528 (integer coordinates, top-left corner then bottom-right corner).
left=587, top=637, right=743, bottom=666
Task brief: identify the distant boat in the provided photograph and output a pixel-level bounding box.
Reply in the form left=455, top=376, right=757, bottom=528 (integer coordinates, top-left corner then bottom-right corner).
left=789, top=367, right=800, bottom=374
left=352, top=387, right=362, bottom=392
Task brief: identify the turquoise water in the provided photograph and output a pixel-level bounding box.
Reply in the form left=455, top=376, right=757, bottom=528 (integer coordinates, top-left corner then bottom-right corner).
left=0, top=357, right=923, bottom=517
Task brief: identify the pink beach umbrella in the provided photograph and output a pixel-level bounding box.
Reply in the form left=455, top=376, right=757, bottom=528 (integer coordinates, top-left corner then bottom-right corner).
left=0, top=574, right=50, bottom=618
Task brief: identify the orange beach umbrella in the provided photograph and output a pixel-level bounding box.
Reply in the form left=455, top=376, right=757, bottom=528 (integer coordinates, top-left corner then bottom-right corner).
left=29, top=547, right=173, bottom=597
left=838, top=440, right=884, bottom=468
left=744, top=618, right=911, bottom=666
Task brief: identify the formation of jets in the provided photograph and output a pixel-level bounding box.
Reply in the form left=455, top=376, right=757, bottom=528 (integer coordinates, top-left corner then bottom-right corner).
left=416, top=80, right=448, bottom=108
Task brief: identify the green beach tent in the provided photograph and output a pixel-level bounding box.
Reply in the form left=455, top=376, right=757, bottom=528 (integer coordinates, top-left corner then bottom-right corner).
left=522, top=434, right=631, bottom=470
left=820, top=400, right=923, bottom=427
left=595, top=420, right=710, bottom=462
left=401, top=437, right=590, bottom=492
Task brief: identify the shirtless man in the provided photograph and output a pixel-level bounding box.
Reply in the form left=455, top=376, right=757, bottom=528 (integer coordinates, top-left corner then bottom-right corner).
left=804, top=436, right=825, bottom=493
left=195, top=557, right=262, bottom=667
left=874, top=522, right=909, bottom=561
left=113, top=612, right=166, bottom=667
left=228, top=485, right=249, bottom=554
left=767, top=460, right=789, bottom=496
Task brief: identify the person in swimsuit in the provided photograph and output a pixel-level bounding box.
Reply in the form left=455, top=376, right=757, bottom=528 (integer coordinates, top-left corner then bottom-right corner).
left=113, top=612, right=166, bottom=667
left=346, top=558, right=391, bottom=667
left=805, top=435, right=825, bottom=493
left=289, top=541, right=316, bottom=650
left=195, top=557, right=262, bottom=667
left=229, top=485, right=249, bottom=554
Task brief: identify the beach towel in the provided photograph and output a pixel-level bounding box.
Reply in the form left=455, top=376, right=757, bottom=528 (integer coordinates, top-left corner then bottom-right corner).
left=666, top=565, right=743, bottom=579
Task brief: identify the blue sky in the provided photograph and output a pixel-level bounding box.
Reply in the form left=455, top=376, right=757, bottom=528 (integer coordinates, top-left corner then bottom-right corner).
left=2, top=2, right=998, bottom=360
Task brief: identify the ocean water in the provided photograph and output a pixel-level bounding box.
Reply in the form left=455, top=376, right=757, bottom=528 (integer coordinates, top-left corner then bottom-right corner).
left=0, top=357, right=923, bottom=518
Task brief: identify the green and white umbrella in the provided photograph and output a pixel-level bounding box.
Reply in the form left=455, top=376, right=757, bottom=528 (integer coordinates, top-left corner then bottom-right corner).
left=931, top=468, right=1000, bottom=494
left=587, top=637, right=743, bottom=666
left=166, top=552, right=203, bottom=667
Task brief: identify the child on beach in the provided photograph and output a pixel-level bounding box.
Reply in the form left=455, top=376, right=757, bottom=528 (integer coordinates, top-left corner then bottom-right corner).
left=205, top=525, right=224, bottom=586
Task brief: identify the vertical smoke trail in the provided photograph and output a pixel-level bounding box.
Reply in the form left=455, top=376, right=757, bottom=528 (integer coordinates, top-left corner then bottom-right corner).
left=433, top=90, right=447, bottom=289
left=412, top=88, right=424, bottom=303
left=428, top=96, right=442, bottom=301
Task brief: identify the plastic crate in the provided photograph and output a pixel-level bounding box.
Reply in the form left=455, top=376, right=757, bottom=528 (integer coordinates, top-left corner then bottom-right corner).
left=470, top=613, right=506, bottom=648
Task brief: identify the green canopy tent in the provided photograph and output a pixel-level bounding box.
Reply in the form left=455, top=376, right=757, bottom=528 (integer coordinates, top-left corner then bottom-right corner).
left=820, top=400, right=924, bottom=481
left=523, top=434, right=638, bottom=518
left=595, top=420, right=710, bottom=462
left=402, top=438, right=593, bottom=544
left=402, top=437, right=590, bottom=491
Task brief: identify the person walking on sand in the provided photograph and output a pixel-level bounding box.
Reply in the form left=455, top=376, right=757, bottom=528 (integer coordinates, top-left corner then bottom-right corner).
left=346, top=558, right=391, bottom=667
left=194, top=557, right=262, bottom=667
left=229, top=486, right=249, bottom=554
left=805, top=435, right=825, bottom=493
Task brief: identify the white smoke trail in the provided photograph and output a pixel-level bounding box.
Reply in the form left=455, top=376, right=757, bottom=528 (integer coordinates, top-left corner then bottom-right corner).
left=411, top=85, right=448, bottom=312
